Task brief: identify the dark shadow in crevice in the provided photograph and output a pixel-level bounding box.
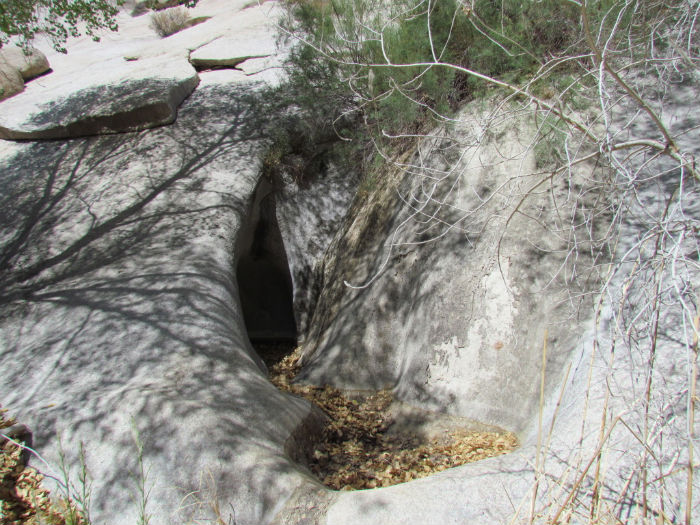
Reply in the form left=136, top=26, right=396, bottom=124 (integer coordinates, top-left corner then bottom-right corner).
left=24, top=68, right=53, bottom=83
left=236, top=178, right=297, bottom=368
left=194, top=64, right=242, bottom=72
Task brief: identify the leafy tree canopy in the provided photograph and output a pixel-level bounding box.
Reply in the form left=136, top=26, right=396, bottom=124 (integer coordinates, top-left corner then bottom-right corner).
left=0, top=0, right=199, bottom=52
left=0, top=0, right=127, bottom=52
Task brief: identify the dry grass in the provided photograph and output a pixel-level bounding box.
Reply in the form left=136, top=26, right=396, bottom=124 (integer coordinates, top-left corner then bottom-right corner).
left=150, top=7, right=192, bottom=38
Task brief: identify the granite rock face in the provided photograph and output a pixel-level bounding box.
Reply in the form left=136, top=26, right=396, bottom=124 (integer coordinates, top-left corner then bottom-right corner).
left=2, top=0, right=698, bottom=524
left=0, top=3, right=327, bottom=525
left=296, top=105, right=595, bottom=433
left=274, top=164, right=360, bottom=339
left=0, top=81, right=324, bottom=525
left=0, top=75, right=199, bottom=140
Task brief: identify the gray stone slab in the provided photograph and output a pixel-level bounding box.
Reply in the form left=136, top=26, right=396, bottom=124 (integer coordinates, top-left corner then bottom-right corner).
left=189, top=8, right=278, bottom=70
left=0, top=57, right=199, bottom=140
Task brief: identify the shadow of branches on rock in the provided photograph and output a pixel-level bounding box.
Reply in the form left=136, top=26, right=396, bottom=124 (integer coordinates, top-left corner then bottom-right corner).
left=0, top=83, right=325, bottom=525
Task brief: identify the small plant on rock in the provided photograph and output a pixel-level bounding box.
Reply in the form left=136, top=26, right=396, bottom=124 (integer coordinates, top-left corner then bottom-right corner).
left=150, top=6, right=191, bottom=38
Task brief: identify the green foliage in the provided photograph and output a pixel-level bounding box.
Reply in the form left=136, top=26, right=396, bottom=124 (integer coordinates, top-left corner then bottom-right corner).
left=282, top=0, right=583, bottom=131
left=130, top=420, right=153, bottom=525
left=279, top=0, right=588, bottom=185
left=0, top=0, right=126, bottom=52
left=279, top=0, right=687, bottom=191
left=360, top=0, right=462, bottom=131
left=283, top=0, right=466, bottom=135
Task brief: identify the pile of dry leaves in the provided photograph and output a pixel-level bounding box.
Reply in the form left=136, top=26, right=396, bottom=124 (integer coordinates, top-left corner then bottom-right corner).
left=0, top=407, right=70, bottom=525
left=270, top=348, right=518, bottom=490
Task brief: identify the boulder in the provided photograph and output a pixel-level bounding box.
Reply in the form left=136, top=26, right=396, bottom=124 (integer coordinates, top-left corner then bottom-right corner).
left=190, top=40, right=273, bottom=70
left=0, top=57, right=199, bottom=140
left=0, top=45, right=50, bottom=101
left=0, top=46, right=50, bottom=80
left=0, top=61, right=24, bottom=101
left=188, top=9, right=277, bottom=70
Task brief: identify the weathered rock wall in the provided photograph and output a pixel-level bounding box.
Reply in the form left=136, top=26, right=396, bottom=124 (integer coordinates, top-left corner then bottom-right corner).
left=275, top=163, right=361, bottom=340
left=275, top=84, right=700, bottom=525
left=0, top=83, right=324, bottom=525
left=298, top=104, right=603, bottom=434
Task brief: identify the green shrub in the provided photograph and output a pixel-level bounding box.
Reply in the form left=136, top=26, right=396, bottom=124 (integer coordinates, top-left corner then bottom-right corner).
left=278, top=0, right=589, bottom=179
left=283, top=0, right=583, bottom=128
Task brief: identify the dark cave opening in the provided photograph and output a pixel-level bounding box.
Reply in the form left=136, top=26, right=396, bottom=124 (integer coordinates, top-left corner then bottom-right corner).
left=236, top=182, right=297, bottom=368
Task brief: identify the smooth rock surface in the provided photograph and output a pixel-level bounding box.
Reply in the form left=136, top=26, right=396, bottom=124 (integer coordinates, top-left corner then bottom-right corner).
left=0, top=82, right=323, bottom=525
left=0, top=3, right=323, bottom=524
left=187, top=3, right=283, bottom=79
left=0, top=58, right=199, bottom=139
left=275, top=163, right=360, bottom=338
left=298, top=105, right=597, bottom=433
left=189, top=12, right=277, bottom=70
left=2, top=1, right=697, bottom=524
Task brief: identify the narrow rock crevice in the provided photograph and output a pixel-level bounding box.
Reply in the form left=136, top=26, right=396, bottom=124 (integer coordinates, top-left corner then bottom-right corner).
left=236, top=178, right=297, bottom=368
left=191, top=55, right=270, bottom=73
left=235, top=169, right=519, bottom=492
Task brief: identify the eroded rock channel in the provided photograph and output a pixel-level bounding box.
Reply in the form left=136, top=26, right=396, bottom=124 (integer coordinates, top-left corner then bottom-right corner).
left=236, top=174, right=518, bottom=492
